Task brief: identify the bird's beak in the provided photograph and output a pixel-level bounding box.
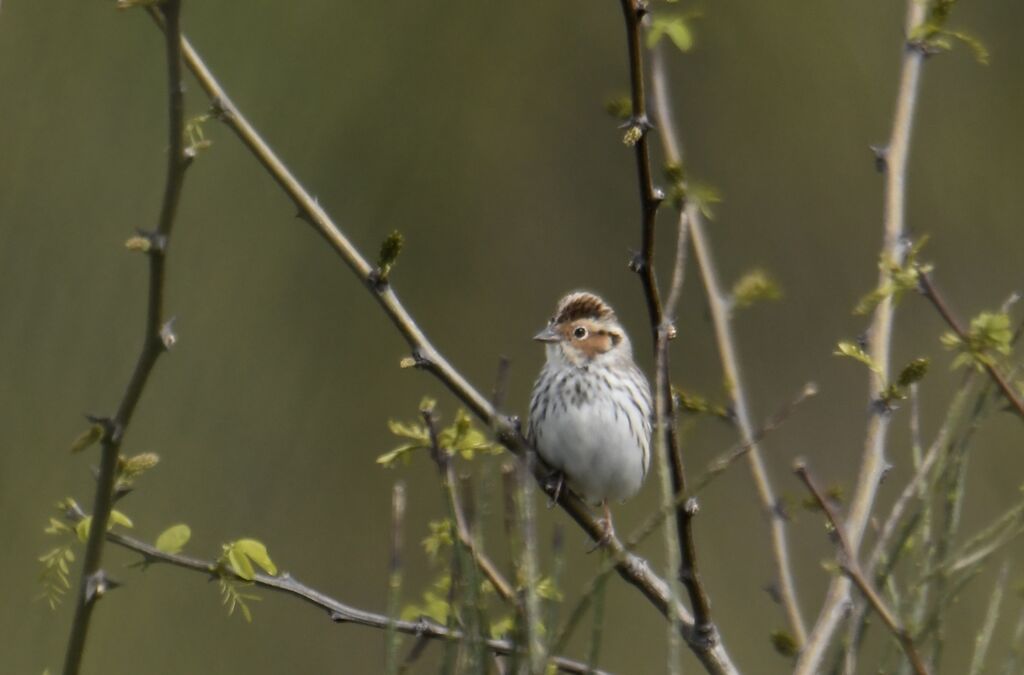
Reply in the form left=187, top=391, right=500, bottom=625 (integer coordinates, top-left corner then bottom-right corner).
left=533, top=325, right=562, bottom=343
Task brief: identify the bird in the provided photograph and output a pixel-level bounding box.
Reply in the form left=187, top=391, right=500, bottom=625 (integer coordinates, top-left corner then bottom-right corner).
left=527, top=291, right=652, bottom=543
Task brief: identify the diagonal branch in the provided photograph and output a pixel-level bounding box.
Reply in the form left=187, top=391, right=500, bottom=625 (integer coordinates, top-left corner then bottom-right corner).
left=795, top=1, right=929, bottom=669
left=647, top=29, right=808, bottom=647
left=794, top=461, right=930, bottom=675
left=62, top=3, right=187, bottom=673
left=138, top=11, right=739, bottom=675
left=917, top=271, right=1024, bottom=420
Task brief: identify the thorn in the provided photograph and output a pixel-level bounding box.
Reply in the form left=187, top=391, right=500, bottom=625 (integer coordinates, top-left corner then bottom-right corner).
left=112, top=484, right=134, bottom=503
left=628, top=251, right=646, bottom=273
left=329, top=610, right=348, bottom=623
left=683, top=496, right=700, bottom=517
left=880, top=461, right=894, bottom=484
left=763, top=583, right=782, bottom=604
left=870, top=144, right=888, bottom=173
left=209, top=96, right=229, bottom=120
left=367, top=268, right=387, bottom=292
left=159, top=317, right=177, bottom=350
left=85, top=570, right=119, bottom=604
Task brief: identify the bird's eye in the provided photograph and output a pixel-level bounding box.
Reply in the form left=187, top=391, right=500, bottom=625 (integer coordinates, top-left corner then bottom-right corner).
left=573, top=326, right=588, bottom=339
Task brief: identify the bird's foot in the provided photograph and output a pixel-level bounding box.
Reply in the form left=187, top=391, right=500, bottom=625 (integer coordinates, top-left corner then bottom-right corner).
left=586, top=502, right=616, bottom=553
left=545, top=471, right=565, bottom=509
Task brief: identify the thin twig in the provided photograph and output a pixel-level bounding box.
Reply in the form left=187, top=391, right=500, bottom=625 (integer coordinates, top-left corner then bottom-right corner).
left=917, top=271, right=1024, bottom=420
left=62, top=3, right=187, bottom=674
left=137, top=15, right=738, bottom=673
left=385, top=481, right=407, bottom=675
left=968, top=562, right=1009, bottom=675
left=647, top=17, right=807, bottom=647
left=76, top=519, right=608, bottom=675
left=616, top=0, right=716, bottom=647
left=795, top=1, right=929, bottom=669
left=794, top=460, right=930, bottom=675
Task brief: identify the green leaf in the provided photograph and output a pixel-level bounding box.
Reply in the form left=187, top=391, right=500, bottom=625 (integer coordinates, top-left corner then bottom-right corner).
left=604, top=96, right=632, bottom=121
left=897, top=358, right=930, bottom=388
left=233, top=539, right=278, bottom=576
left=227, top=546, right=255, bottom=581
left=70, top=424, right=104, bottom=453
left=109, top=509, right=133, bottom=529
left=490, top=615, right=515, bottom=639
left=376, top=230, right=405, bottom=282
left=75, top=517, right=92, bottom=544
left=422, top=519, right=454, bottom=560
left=732, top=268, right=783, bottom=309
left=834, top=341, right=881, bottom=374
left=536, top=576, right=564, bottom=602
left=942, top=311, right=1012, bottom=371
left=155, top=524, right=192, bottom=554
left=646, top=14, right=700, bottom=52
left=770, top=629, right=799, bottom=658
left=689, top=182, right=722, bottom=220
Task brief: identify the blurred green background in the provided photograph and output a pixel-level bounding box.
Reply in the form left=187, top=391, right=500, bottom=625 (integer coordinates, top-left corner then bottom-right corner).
left=3, top=1, right=1024, bottom=673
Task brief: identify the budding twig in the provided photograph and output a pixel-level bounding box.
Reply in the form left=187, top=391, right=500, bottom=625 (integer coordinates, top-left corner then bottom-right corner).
left=794, top=460, right=930, bottom=675
left=62, top=3, right=187, bottom=673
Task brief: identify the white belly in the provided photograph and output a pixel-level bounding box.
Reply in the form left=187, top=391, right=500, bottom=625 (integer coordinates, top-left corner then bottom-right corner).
left=533, top=401, right=646, bottom=503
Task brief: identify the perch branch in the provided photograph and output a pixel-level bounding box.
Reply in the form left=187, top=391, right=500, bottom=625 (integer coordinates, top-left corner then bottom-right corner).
left=140, top=11, right=739, bottom=674
left=62, top=3, right=187, bottom=674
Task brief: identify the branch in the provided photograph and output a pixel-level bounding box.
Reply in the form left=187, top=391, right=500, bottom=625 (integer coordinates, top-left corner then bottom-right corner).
left=647, top=26, right=808, bottom=647
left=794, top=461, right=930, bottom=675
left=62, top=3, right=187, bottom=673
left=139, top=12, right=739, bottom=675
left=616, top=0, right=717, bottom=650
left=77, top=520, right=607, bottom=675
left=795, top=1, right=929, bottom=669
left=917, top=271, right=1024, bottom=420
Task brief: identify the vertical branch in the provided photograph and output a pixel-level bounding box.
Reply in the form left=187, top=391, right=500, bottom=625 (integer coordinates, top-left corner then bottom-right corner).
left=61, top=3, right=187, bottom=674
left=615, top=0, right=716, bottom=645
left=795, top=0, right=928, bottom=670
left=648, top=31, right=807, bottom=646
left=385, top=481, right=407, bottom=675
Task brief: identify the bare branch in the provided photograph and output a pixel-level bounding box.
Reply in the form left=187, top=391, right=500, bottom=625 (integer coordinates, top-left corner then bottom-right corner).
left=62, top=3, right=188, bottom=673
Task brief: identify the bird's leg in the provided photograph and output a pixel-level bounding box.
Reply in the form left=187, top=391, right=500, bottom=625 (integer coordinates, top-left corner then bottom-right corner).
left=587, top=501, right=615, bottom=553
left=545, top=470, right=565, bottom=509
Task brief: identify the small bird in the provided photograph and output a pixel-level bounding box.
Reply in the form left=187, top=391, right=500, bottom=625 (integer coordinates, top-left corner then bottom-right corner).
left=527, top=291, right=652, bottom=541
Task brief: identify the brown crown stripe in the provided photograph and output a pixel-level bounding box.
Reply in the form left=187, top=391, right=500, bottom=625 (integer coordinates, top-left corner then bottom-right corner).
left=555, top=292, right=615, bottom=324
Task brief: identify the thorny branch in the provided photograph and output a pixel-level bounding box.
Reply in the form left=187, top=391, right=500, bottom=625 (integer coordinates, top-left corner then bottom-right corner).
left=62, top=3, right=187, bottom=674
left=794, top=461, right=930, bottom=675
left=142, top=9, right=739, bottom=674
left=615, top=0, right=717, bottom=650
left=795, top=1, right=929, bottom=670
left=62, top=505, right=606, bottom=675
